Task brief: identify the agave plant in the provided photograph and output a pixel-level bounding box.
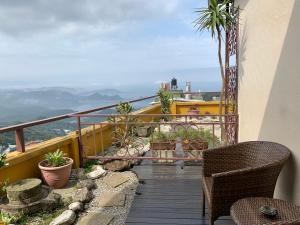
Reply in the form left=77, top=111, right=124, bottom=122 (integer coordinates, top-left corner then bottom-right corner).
left=45, top=149, right=66, bottom=167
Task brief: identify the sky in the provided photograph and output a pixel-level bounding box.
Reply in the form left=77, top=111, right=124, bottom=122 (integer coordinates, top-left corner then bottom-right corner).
left=0, top=0, right=220, bottom=90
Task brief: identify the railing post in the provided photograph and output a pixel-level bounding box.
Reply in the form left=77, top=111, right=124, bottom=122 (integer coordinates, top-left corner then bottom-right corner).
left=15, top=128, right=25, bottom=152
left=76, top=116, right=83, bottom=167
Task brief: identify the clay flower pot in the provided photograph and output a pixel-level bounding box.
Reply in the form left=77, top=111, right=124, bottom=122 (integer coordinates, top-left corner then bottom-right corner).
left=38, top=157, right=73, bottom=189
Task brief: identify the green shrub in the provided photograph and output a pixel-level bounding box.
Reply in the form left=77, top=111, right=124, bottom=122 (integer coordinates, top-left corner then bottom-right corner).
left=175, top=127, right=220, bottom=148
left=83, top=160, right=99, bottom=173
left=45, top=149, right=66, bottom=167
left=151, top=131, right=176, bottom=141
left=157, top=89, right=172, bottom=118
left=0, top=152, right=7, bottom=168
left=0, top=211, right=17, bottom=225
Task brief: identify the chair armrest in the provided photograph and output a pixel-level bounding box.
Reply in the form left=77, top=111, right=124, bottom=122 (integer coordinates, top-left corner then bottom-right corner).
left=211, top=163, right=282, bottom=199
left=202, top=144, right=244, bottom=177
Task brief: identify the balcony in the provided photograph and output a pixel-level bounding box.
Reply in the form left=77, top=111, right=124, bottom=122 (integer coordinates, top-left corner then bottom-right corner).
left=0, top=95, right=239, bottom=225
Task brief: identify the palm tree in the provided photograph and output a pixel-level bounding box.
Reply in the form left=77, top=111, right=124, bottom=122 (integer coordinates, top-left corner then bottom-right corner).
left=194, top=0, right=236, bottom=142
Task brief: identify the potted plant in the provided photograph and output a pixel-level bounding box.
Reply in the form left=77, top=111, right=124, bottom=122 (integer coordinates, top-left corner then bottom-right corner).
left=150, top=131, right=176, bottom=150
left=176, top=128, right=208, bottom=151
left=38, top=149, right=73, bottom=188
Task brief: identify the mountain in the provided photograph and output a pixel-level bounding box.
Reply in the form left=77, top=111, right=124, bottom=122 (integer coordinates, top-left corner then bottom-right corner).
left=0, top=88, right=124, bottom=124
left=0, top=88, right=123, bottom=110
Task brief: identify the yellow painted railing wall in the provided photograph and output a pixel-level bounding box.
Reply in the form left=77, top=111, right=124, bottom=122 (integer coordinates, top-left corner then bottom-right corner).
left=170, top=101, right=224, bottom=115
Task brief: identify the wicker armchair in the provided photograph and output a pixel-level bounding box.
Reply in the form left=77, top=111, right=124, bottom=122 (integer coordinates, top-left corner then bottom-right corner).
left=202, top=141, right=291, bottom=225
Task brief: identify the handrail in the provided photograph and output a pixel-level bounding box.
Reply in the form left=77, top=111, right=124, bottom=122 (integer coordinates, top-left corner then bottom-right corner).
left=0, top=95, right=157, bottom=152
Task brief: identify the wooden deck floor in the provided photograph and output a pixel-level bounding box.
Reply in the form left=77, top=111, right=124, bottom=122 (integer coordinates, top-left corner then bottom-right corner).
left=125, top=163, right=234, bottom=225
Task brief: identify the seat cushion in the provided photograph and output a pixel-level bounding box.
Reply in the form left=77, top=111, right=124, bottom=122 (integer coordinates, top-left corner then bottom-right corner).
left=202, top=176, right=212, bottom=205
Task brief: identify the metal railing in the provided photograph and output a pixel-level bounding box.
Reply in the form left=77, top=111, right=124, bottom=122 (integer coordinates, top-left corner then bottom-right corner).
left=71, top=113, right=239, bottom=164
left=0, top=95, right=157, bottom=152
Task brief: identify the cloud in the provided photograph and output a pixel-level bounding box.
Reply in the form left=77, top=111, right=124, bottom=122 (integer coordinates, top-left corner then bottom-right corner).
left=0, top=0, right=180, bottom=36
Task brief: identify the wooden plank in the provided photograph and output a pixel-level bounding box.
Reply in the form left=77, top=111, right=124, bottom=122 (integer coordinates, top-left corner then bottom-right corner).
left=126, top=165, right=234, bottom=225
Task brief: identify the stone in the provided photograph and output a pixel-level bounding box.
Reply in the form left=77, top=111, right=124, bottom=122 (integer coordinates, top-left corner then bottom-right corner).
left=103, top=160, right=132, bottom=171
left=0, top=185, right=62, bottom=215
left=86, top=166, right=107, bottom=179
left=76, top=179, right=96, bottom=190
left=50, top=210, right=76, bottom=225
left=103, top=173, right=129, bottom=188
left=6, top=178, right=43, bottom=205
left=76, top=212, right=114, bottom=225
left=72, top=187, right=93, bottom=203
left=68, top=202, right=83, bottom=212
left=53, top=180, right=77, bottom=203
left=70, top=168, right=87, bottom=180
left=96, top=192, right=126, bottom=207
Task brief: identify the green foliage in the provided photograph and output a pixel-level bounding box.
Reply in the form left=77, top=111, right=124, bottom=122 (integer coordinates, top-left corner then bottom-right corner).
left=45, top=149, right=66, bottom=167
left=194, top=0, right=235, bottom=39
left=109, top=102, right=137, bottom=148
left=157, top=89, right=172, bottom=115
left=116, top=102, right=134, bottom=114
left=83, top=160, right=99, bottom=173
left=0, top=152, right=8, bottom=168
left=0, top=179, right=9, bottom=192
left=0, top=211, right=17, bottom=225
left=151, top=131, right=176, bottom=141
left=177, top=128, right=221, bottom=148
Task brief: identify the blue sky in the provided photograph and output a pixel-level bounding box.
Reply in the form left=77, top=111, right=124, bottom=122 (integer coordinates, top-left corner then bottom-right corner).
left=0, top=0, right=220, bottom=89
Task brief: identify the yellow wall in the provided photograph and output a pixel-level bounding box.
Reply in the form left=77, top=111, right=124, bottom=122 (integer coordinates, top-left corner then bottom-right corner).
left=0, top=104, right=161, bottom=186
left=170, top=101, right=224, bottom=115
left=236, top=0, right=300, bottom=204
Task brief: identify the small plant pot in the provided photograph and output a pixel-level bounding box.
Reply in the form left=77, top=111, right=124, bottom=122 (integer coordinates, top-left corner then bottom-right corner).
left=136, top=126, right=153, bottom=137
left=150, top=141, right=176, bottom=150
left=38, top=157, right=73, bottom=189
left=182, top=140, right=208, bottom=151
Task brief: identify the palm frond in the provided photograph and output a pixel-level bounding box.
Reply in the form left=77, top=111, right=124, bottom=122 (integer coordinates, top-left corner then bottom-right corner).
left=194, top=0, right=237, bottom=39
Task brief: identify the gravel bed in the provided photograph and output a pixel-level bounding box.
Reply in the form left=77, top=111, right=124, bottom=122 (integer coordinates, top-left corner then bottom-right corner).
left=76, top=171, right=139, bottom=225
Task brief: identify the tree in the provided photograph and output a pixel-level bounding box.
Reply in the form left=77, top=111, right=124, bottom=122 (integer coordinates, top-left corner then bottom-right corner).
left=194, top=0, right=236, bottom=141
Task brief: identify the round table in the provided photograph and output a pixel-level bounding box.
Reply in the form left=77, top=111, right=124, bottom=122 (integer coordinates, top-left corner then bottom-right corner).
left=230, top=197, right=300, bottom=225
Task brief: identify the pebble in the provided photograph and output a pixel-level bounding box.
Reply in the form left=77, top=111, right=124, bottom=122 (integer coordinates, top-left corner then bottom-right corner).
left=72, top=187, right=93, bottom=203
left=49, top=210, right=76, bottom=225
left=86, top=166, right=107, bottom=179
left=68, top=202, right=83, bottom=212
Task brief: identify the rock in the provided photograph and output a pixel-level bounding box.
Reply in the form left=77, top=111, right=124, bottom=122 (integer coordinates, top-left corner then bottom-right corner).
left=6, top=178, right=43, bottom=205
left=68, top=202, right=83, bottom=212
left=103, top=173, right=129, bottom=188
left=0, top=185, right=62, bottom=215
left=96, top=192, right=126, bottom=207
left=103, top=160, right=132, bottom=171
left=76, top=179, right=96, bottom=190
left=76, top=212, right=114, bottom=225
left=70, top=168, right=87, bottom=180
left=52, top=180, right=77, bottom=203
left=50, top=210, right=76, bottom=225
left=86, top=166, right=107, bottom=179
left=72, top=187, right=93, bottom=203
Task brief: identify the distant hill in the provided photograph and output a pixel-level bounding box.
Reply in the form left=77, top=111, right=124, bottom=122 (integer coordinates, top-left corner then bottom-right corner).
left=0, top=105, right=74, bottom=125
left=0, top=89, right=123, bottom=109
left=0, top=88, right=124, bottom=124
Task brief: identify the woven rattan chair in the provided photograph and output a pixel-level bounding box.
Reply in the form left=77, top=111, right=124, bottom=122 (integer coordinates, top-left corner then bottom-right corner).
left=202, top=141, right=291, bottom=225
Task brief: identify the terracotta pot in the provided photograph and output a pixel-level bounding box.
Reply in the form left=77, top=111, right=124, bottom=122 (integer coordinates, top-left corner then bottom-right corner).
left=150, top=141, right=176, bottom=150
left=38, top=157, right=73, bottom=189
